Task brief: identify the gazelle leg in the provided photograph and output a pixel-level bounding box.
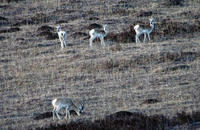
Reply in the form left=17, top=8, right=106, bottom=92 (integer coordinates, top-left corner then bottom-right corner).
left=65, top=107, right=71, bottom=119
left=135, top=35, right=137, bottom=43
left=60, top=40, right=64, bottom=48
left=148, top=33, right=151, bottom=42
left=56, top=106, right=62, bottom=120
left=100, top=37, right=105, bottom=46
left=136, top=35, right=140, bottom=43
left=136, top=35, right=139, bottom=43
left=76, top=110, right=80, bottom=116
left=67, top=108, right=71, bottom=119
left=143, top=33, right=146, bottom=43
left=64, top=36, right=67, bottom=47
left=90, top=37, right=95, bottom=48
left=53, top=108, right=56, bottom=120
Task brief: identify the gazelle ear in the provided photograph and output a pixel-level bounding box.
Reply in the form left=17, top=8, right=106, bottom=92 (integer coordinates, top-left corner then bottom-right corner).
left=149, top=18, right=155, bottom=26
left=103, top=24, right=108, bottom=28
left=79, top=102, right=84, bottom=112
left=150, top=18, right=154, bottom=22
left=81, top=103, right=84, bottom=110
left=57, top=26, right=61, bottom=31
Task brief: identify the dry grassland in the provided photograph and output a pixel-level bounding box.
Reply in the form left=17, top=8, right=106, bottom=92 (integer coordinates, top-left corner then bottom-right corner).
left=0, top=0, right=200, bottom=129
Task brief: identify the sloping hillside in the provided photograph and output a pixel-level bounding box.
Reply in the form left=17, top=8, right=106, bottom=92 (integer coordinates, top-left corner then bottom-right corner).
left=0, top=0, right=200, bottom=129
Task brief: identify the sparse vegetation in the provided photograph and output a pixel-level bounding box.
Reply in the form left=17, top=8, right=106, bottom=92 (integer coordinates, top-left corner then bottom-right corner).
left=164, top=0, right=185, bottom=6
left=35, top=111, right=200, bottom=130
left=0, top=0, right=200, bottom=129
left=37, top=25, right=58, bottom=40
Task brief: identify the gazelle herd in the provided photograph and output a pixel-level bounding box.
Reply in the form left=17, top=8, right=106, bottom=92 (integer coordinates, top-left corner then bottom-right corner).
left=57, top=18, right=155, bottom=49
left=53, top=18, right=155, bottom=121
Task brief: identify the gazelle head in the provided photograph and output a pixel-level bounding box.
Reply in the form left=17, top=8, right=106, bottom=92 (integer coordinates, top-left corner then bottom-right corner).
left=78, top=102, right=84, bottom=114
left=149, top=18, right=155, bottom=26
left=103, top=24, right=108, bottom=31
left=103, top=24, right=109, bottom=36
left=57, top=25, right=62, bottom=32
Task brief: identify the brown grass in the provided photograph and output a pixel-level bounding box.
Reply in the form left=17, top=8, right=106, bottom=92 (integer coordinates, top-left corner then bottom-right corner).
left=163, top=0, right=185, bottom=6
left=0, top=0, right=200, bottom=129
left=36, top=111, right=200, bottom=130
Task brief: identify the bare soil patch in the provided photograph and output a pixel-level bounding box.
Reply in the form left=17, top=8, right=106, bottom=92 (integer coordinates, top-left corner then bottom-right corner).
left=36, top=111, right=200, bottom=130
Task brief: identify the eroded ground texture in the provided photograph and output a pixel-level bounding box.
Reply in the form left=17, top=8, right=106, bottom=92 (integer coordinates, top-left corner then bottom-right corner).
left=0, top=0, right=200, bottom=129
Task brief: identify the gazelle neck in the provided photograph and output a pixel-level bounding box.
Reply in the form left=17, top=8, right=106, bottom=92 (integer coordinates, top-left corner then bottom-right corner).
left=103, top=26, right=109, bottom=37
left=149, top=22, right=154, bottom=34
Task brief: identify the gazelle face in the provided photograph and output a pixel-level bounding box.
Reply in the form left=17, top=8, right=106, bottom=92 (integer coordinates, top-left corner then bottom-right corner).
left=103, top=24, right=108, bottom=30
left=149, top=18, right=155, bottom=26
left=78, top=103, right=84, bottom=113
left=57, top=26, right=61, bottom=32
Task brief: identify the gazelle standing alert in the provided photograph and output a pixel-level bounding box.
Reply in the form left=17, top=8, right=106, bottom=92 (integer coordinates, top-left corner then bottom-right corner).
left=89, top=24, right=109, bottom=48
left=134, top=18, right=155, bottom=43
left=57, top=26, right=67, bottom=48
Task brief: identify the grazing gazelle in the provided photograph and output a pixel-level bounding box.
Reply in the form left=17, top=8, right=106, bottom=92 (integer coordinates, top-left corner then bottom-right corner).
left=134, top=18, right=155, bottom=43
left=52, top=97, right=84, bottom=120
left=57, top=25, right=67, bottom=48
left=89, top=24, right=109, bottom=48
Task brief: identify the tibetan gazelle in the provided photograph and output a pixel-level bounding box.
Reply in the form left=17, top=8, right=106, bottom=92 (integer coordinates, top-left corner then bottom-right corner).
left=89, top=24, right=109, bottom=48
left=134, top=18, right=155, bottom=43
left=52, top=97, right=84, bottom=120
left=57, top=25, right=67, bottom=48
